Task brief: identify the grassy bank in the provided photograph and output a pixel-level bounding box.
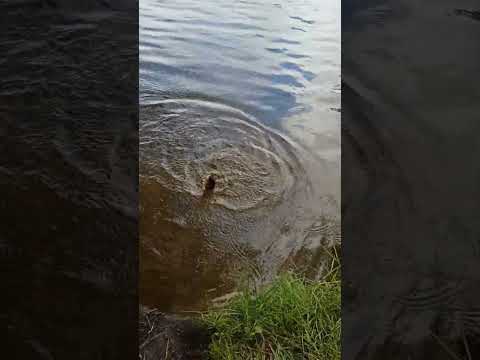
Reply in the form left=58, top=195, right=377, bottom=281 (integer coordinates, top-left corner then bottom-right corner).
left=201, top=266, right=340, bottom=359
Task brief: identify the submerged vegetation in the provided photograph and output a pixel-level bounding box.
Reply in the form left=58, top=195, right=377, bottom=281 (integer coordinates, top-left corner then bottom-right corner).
left=201, top=250, right=341, bottom=360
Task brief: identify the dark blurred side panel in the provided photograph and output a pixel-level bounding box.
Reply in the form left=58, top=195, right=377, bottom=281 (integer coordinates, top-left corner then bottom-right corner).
left=0, top=1, right=138, bottom=358
left=342, top=0, right=480, bottom=359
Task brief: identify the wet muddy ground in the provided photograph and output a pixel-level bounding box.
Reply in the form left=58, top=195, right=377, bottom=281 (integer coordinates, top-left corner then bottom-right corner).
left=139, top=307, right=210, bottom=360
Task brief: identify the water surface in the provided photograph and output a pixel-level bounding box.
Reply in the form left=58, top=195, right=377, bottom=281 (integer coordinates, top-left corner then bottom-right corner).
left=342, top=0, right=480, bottom=357
left=140, top=0, right=340, bottom=311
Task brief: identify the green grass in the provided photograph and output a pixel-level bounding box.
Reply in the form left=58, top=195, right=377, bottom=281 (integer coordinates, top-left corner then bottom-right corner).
left=201, top=252, right=341, bottom=360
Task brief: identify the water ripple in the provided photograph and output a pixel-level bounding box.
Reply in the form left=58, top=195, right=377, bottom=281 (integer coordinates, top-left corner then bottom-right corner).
left=139, top=0, right=340, bottom=310
left=140, top=0, right=340, bottom=124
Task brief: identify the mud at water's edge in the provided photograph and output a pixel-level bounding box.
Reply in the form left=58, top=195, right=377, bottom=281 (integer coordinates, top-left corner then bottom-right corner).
left=139, top=306, right=211, bottom=360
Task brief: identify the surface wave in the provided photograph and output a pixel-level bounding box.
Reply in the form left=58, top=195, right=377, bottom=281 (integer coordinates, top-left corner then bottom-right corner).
left=140, top=98, right=309, bottom=212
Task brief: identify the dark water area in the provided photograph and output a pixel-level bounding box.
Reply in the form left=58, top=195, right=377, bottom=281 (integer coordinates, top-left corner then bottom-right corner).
left=342, top=0, right=480, bottom=358
left=140, top=0, right=340, bottom=312
left=1, top=2, right=138, bottom=359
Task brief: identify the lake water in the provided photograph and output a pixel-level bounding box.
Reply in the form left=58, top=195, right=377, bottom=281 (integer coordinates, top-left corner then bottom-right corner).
left=139, top=0, right=341, bottom=312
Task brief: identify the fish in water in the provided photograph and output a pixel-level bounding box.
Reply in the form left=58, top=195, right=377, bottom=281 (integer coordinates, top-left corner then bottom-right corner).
left=139, top=97, right=340, bottom=312
left=140, top=99, right=306, bottom=212
left=203, top=174, right=216, bottom=195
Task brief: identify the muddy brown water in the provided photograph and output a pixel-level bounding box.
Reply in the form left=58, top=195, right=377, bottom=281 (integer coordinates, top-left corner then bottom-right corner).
left=140, top=98, right=340, bottom=312
left=140, top=0, right=340, bottom=312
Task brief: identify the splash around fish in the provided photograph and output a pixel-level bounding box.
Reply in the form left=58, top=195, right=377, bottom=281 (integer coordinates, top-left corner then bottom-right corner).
left=140, top=98, right=309, bottom=212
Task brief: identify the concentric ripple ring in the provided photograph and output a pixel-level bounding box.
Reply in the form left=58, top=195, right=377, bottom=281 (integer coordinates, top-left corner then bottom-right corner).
left=140, top=98, right=309, bottom=212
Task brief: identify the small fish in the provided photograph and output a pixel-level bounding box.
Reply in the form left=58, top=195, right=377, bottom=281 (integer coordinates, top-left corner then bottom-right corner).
left=203, top=174, right=216, bottom=195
